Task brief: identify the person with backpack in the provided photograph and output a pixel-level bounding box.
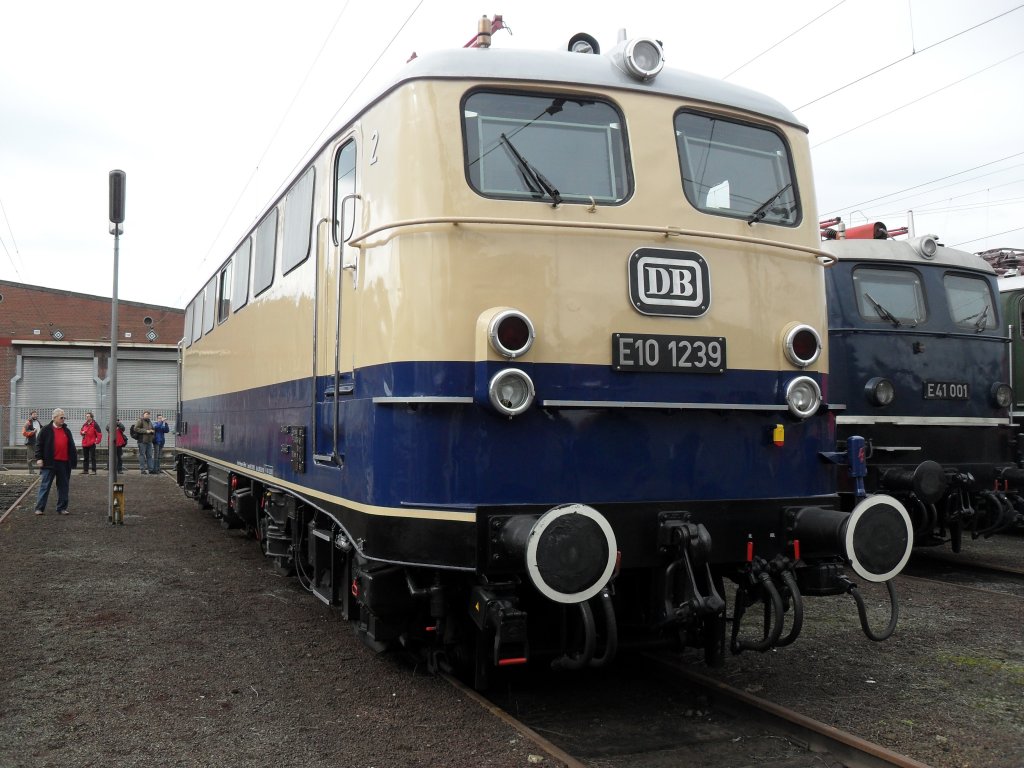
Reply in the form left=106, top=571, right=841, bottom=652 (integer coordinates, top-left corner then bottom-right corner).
left=79, top=412, right=103, bottom=475
left=107, top=418, right=127, bottom=474
left=134, top=411, right=156, bottom=474
left=23, top=410, right=42, bottom=474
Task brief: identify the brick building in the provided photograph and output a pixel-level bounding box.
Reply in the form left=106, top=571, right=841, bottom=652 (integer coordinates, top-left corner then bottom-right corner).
left=0, top=279, right=184, bottom=456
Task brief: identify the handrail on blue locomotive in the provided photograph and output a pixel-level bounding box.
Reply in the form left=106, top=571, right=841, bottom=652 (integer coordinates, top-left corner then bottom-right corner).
left=175, top=18, right=917, bottom=689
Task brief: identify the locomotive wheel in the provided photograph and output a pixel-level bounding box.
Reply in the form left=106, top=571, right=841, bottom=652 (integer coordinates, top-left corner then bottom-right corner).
left=258, top=512, right=295, bottom=576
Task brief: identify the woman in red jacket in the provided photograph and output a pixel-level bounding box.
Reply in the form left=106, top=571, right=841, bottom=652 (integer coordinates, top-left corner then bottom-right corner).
left=80, top=412, right=103, bottom=475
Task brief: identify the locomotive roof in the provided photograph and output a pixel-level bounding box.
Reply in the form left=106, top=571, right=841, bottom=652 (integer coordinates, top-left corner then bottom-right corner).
left=821, top=238, right=996, bottom=274
left=392, top=47, right=806, bottom=131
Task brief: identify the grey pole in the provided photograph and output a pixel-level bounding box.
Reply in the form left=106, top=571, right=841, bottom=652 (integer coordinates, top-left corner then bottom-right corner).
left=108, top=170, right=125, bottom=523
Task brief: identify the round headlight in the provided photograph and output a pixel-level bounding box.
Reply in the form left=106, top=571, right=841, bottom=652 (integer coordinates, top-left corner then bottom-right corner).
left=783, top=324, right=822, bottom=368
left=785, top=376, right=822, bottom=419
left=488, top=310, right=535, bottom=359
left=992, top=382, right=1012, bottom=409
left=623, top=38, right=664, bottom=80
left=488, top=369, right=535, bottom=417
left=865, top=377, right=895, bottom=407
left=910, top=235, right=939, bottom=259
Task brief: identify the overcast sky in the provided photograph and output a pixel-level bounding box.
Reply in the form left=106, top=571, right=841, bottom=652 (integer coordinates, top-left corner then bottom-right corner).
left=1, top=0, right=1021, bottom=308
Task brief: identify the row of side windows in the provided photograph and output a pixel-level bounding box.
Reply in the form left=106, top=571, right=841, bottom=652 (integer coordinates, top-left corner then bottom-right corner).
left=185, top=140, right=356, bottom=348
left=184, top=164, right=317, bottom=348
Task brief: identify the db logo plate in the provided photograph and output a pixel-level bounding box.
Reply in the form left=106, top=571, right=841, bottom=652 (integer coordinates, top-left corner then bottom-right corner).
left=627, top=248, right=710, bottom=317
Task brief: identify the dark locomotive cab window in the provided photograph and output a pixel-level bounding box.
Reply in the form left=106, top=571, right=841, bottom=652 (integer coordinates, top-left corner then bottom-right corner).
left=282, top=167, right=315, bottom=274
left=462, top=90, right=630, bottom=205
left=216, top=262, right=232, bottom=324
left=675, top=111, right=798, bottom=226
left=231, top=237, right=251, bottom=312
left=253, top=209, right=278, bottom=297
left=852, top=267, right=926, bottom=326
left=944, top=273, right=996, bottom=331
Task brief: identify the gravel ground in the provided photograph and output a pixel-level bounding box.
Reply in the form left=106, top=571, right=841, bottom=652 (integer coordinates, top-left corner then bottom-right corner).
left=1, top=469, right=1022, bottom=768
left=0, top=471, right=548, bottom=768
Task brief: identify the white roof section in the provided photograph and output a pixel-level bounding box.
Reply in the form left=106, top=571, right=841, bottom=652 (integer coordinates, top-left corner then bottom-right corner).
left=391, top=47, right=806, bottom=130
left=821, top=238, right=995, bottom=274
left=997, top=274, right=1024, bottom=293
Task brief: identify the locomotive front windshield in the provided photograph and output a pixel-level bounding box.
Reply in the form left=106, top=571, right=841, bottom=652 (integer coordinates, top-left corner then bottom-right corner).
left=675, top=111, right=798, bottom=225
left=945, top=273, right=997, bottom=331
left=852, top=267, right=926, bottom=326
left=463, top=91, right=629, bottom=204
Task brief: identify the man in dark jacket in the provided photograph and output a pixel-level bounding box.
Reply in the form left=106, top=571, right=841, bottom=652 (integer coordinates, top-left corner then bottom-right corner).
left=33, top=408, right=78, bottom=515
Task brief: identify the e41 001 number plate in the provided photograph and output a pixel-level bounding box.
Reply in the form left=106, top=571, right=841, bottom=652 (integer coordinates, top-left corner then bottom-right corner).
left=612, top=333, right=726, bottom=373
left=923, top=381, right=969, bottom=400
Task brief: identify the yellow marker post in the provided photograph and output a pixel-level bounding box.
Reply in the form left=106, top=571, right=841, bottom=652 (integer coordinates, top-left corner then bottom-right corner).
left=110, top=482, right=125, bottom=525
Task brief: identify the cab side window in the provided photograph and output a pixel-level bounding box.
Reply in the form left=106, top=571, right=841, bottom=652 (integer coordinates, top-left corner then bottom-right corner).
left=334, top=141, right=356, bottom=245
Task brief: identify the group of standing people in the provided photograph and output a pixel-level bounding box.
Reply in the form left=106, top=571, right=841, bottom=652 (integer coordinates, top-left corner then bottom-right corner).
left=133, top=411, right=169, bottom=474
left=22, top=408, right=171, bottom=515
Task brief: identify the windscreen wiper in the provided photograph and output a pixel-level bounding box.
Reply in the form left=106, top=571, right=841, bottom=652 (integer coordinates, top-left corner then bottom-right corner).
left=747, top=183, right=792, bottom=224
left=500, top=133, right=562, bottom=207
left=970, top=305, right=990, bottom=332
left=864, top=292, right=902, bottom=327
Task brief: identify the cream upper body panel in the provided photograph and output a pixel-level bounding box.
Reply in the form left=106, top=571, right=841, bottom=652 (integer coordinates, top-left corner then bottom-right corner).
left=184, top=52, right=827, bottom=400
left=350, top=79, right=825, bottom=373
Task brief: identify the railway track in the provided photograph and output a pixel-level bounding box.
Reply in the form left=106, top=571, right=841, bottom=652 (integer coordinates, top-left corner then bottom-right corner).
left=449, top=652, right=932, bottom=768
left=903, top=551, right=1024, bottom=600
left=0, top=474, right=38, bottom=523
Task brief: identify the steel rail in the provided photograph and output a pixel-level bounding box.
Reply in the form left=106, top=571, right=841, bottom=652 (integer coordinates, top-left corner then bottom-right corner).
left=0, top=478, right=41, bottom=524
left=441, top=672, right=587, bottom=768
left=641, top=653, right=935, bottom=768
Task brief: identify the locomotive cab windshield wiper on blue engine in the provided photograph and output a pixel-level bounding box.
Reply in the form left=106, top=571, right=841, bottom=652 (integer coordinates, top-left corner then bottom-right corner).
left=971, top=304, right=990, bottom=332
left=864, top=292, right=904, bottom=328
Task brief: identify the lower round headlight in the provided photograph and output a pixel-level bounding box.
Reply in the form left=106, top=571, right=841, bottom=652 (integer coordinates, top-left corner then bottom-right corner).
left=785, top=376, right=822, bottom=419
left=488, top=369, right=535, bottom=417
left=865, top=377, right=895, bottom=407
left=992, top=382, right=1012, bottom=409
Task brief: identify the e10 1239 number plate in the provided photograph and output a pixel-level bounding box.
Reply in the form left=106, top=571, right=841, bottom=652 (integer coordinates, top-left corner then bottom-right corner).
left=612, top=333, right=726, bottom=373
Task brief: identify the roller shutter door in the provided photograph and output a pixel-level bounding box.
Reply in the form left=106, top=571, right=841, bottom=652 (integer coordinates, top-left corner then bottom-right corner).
left=14, top=349, right=97, bottom=441
left=114, top=354, right=178, bottom=449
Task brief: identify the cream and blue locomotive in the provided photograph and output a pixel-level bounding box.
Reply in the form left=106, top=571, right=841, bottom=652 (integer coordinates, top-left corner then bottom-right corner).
left=176, top=25, right=913, bottom=687
left=823, top=233, right=1021, bottom=549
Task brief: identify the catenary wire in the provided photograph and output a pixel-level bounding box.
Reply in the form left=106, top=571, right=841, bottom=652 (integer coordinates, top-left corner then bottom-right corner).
left=811, top=49, right=1024, bottom=149
left=952, top=226, right=1024, bottom=248
left=722, top=1, right=846, bottom=80
left=794, top=3, right=1024, bottom=111
left=184, top=0, right=426, bottom=306
left=183, top=1, right=354, bottom=305
left=820, top=151, right=1024, bottom=217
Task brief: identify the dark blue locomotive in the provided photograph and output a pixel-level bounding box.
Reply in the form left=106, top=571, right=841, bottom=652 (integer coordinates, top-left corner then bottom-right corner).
left=823, top=232, right=1022, bottom=549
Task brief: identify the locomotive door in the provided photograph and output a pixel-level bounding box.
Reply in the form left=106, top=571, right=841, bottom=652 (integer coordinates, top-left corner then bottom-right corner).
left=313, top=138, right=359, bottom=465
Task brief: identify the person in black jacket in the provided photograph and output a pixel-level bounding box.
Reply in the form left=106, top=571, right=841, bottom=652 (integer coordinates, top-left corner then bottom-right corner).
left=33, top=408, right=78, bottom=516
